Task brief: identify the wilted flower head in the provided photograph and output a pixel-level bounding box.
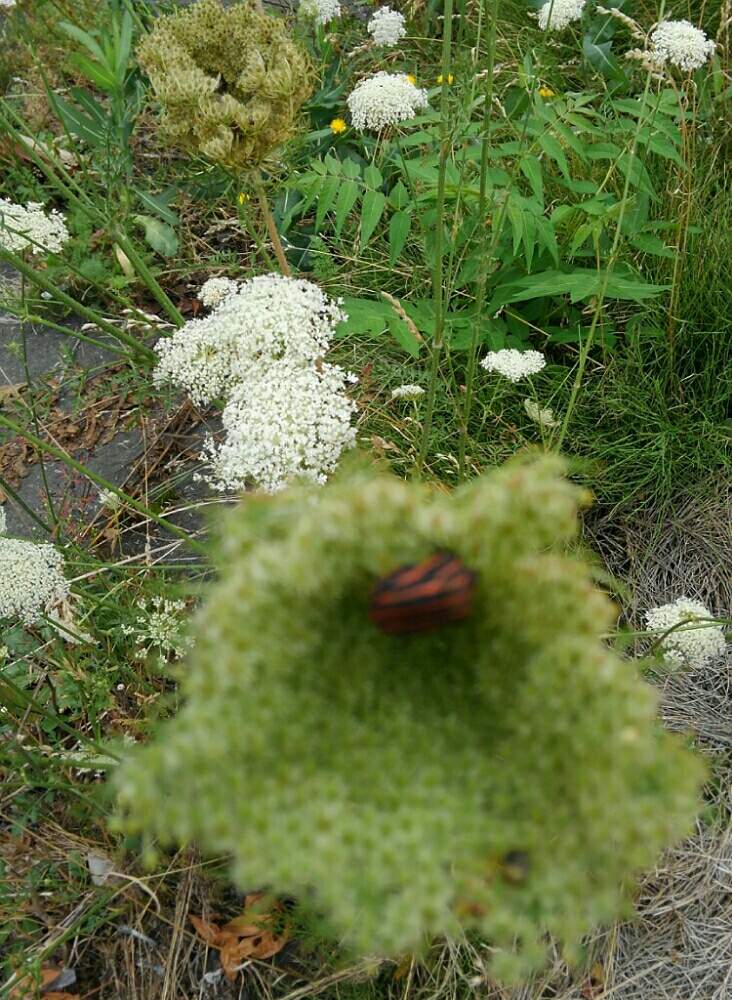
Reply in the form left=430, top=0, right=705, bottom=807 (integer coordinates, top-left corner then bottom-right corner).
left=0, top=537, right=70, bottom=625
left=523, top=397, right=558, bottom=428
left=0, top=199, right=70, bottom=255
left=137, top=0, right=314, bottom=170
left=154, top=274, right=346, bottom=405
left=646, top=597, right=726, bottom=668
left=203, top=359, right=357, bottom=493
left=299, top=0, right=341, bottom=25
left=347, top=72, right=428, bottom=132
left=198, top=275, right=238, bottom=309
left=649, top=20, right=716, bottom=72
left=537, top=0, right=585, bottom=30
left=367, top=6, right=407, bottom=47
left=481, top=349, right=546, bottom=382
left=391, top=384, right=424, bottom=400
left=116, top=456, right=702, bottom=977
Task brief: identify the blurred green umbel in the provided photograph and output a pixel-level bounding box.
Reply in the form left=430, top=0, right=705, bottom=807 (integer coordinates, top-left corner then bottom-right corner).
left=114, top=456, right=703, bottom=980
left=137, top=0, right=313, bottom=171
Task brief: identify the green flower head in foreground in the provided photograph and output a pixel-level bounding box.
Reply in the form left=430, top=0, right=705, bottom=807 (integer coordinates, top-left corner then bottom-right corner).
left=116, top=456, right=702, bottom=979
left=137, top=0, right=313, bottom=170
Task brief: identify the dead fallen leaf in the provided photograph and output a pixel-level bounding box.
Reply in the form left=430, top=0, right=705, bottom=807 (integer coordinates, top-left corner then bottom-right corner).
left=190, top=893, right=289, bottom=981
left=9, top=964, right=79, bottom=1000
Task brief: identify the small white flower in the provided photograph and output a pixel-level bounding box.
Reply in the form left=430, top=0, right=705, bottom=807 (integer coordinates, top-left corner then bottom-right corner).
left=0, top=1, right=17, bottom=9
left=299, top=0, right=341, bottom=25
left=649, top=20, right=716, bottom=72
left=481, top=349, right=546, bottom=382
left=122, top=596, right=194, bottom=661
left=537, top=0, right=585, bottom=31
left=645, top=598, right=726, bottom=669
left=523, top=397, right=558, bottom=428
left=98, top=488, right=122, bottom=511
left=0, top=199, right=70, bottom=255
left=154, top=273, right=347, bottom=406
left=0, top=537, right=70, bottom=625
left=391, top=384, right=425, bottom=400
left=347, top=72, right=429, bottom=132
left=198, top=276, right=238, bottom=309
left=367, top=6, right=407, bottom=47
left=204, top=359, right=357, bottom=494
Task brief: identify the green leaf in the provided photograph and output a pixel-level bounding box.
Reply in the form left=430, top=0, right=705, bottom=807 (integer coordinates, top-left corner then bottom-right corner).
left=359, top=190, right=387, bottom=249
left=363, top=164, right=383, bottom=189
left=53, top=95, right=107, bottom=148
left=388, top=316, right=421, bottom=356
left=388, top=180, right=411, bottom=210
left=388, top=210, right=412, bottom=265
left=66, top=52, right=117, bottom=92
left=134, top=188, right=179, bottom=225
left=538, top=133, right=571, bottom=180
left=315, top=175, right=341, bottom=230
left=629, top=233, right=676, bottom=259
left=582, top=34, right=624, bottom=80
left=520, top=156, right=544, bottom=203
left=341, top=158, right=361, bottom=179
left=333, top=180, right=360, bottom=237
left=133, top=215, right=179, bottom=258
left=336, top=296, right=392, bottom=337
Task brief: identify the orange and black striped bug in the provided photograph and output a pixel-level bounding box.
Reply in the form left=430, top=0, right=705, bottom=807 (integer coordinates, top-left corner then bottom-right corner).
left=369, top=552, right=477, bottom=635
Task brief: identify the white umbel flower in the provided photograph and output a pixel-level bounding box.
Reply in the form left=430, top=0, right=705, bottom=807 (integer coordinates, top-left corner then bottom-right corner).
left=0, top=537, right=70, bottom=625
left=481, top=349, right=546, bottom=382
left=391, top=384, right=424, bottom=399
left=645, top=597, right=726, bottom=668
left=537, top=0, right=585, bottom=31
left=299, top=0, right=341, bottom=25
left=368, top=7, right=407, bottom=46
left=523, top=397, right=558, bottom=428
left=0, top=199, right=70, bottom=255
left=649, top=20, right=716, bottom=72
left=347, top=72, right=429, bottom=132
left=203, top=360, right=357, bottom=494
left=154, top=274, right=347, bottom=406
left=198, top=276, right=238, bottom=309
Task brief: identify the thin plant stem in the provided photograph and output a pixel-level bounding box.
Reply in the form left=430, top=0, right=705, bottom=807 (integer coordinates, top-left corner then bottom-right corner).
left=255, top=176, right=292, bottom=277
left=415, top=0, right=455, bottom=478
left=457, top=0, right=499, bottom=480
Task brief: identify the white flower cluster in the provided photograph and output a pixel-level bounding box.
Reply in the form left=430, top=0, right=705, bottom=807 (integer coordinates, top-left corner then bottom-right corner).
left=156, top=273, right=357, bottom=493
left=347, top=72, right=429, bottom=132
left=523, top=397, right=558, bottom=428
left=481, top=349, right=546, bottom=382
left=198, top=276, right=238, bottom=309
left=649, top=20, right=716, bottom=72
left=0, top=537, right=70, bottom=625
left=537, top=0, right=586, bottom=31
left=368, top=6, right=407, bottom=47
left=646, top=598, right=726, bottom=669
left=299, top=0, right=341, bottom=25
left=154, top=273, right=347, bottom=405
left=122, top=596, right=194, bottom=662
left=0, top=1, right=16, bottom=9
left=205, top=360, right=357, bottom=493
left=391, top=384, right=424, bottom=399
left=0, top=198, right=70, bottom=255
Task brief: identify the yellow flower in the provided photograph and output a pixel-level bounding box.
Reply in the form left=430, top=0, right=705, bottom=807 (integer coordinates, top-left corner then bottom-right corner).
left=539, top=86, right=555, bottom=98
left=330, top=117, right=347, bottom=135
left=436, top=73, right=454, bottom=85
left=406, top=73, right=416, bottom=85
left=238, top=192, right=250, bottom=205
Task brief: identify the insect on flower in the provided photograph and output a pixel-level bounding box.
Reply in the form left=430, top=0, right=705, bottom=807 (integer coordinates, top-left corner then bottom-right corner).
left=369, top=552, right=476, bottom=634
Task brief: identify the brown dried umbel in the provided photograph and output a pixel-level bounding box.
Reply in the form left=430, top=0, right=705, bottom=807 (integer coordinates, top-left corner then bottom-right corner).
left=137, top=0, right=314, bottom=172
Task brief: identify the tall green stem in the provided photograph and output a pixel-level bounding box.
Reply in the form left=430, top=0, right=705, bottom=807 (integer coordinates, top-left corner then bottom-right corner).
left=457, top=0, right=499, bottom=480
left=415, top=0, right=455, bottom=478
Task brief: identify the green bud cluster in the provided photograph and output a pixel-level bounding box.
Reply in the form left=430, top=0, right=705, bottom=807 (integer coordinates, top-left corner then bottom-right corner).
left=115, top=456, right=702, bottom=979
left=137, top=0, right=313, bottom=170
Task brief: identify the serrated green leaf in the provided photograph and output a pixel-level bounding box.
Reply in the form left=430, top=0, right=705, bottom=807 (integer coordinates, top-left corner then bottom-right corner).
left=359, top=189, right=387, bottom=249
left=538, top=133, right=571, bottom=180
left=315, top=175, right=341, bottom=231
left=363, top=164, right=383, bottom=189
left=629, top=233, right=676, bottom=259
left=388, top=210, right=412, bottom=265
left=520, top=156, right=544, bottom=203
left=388, top=316, right=421, bottom=356
left=333, top=180, right=360, bottom=237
